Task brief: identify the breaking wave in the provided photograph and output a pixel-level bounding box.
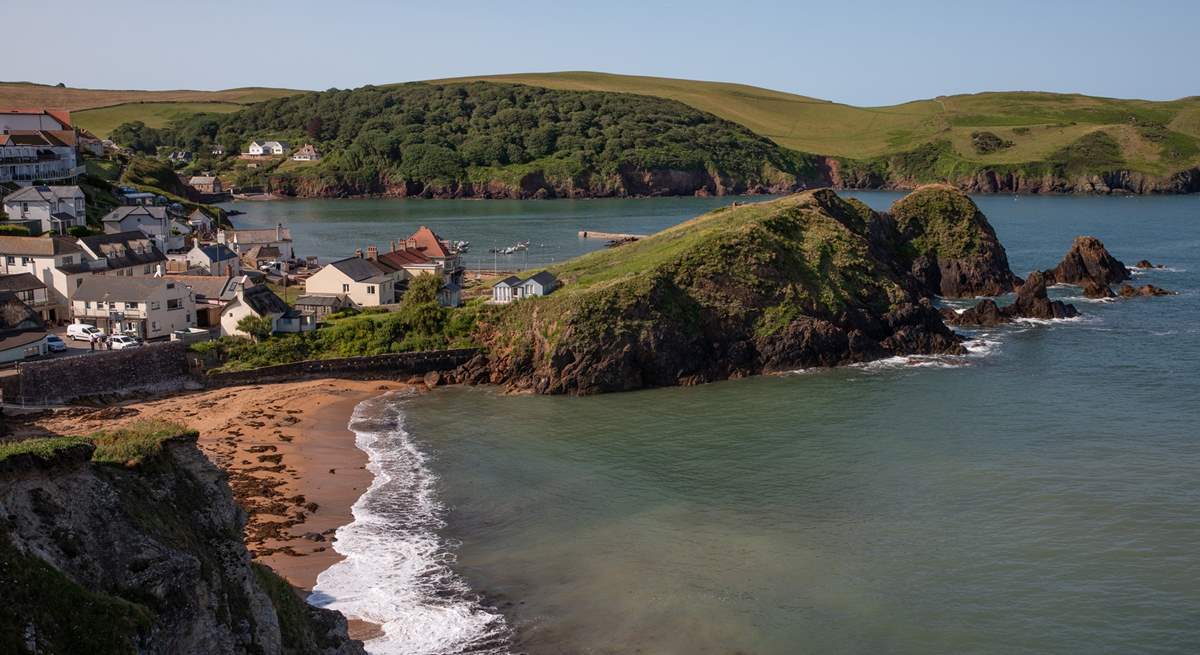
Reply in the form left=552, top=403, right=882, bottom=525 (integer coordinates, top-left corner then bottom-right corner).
left=310, top=393, right=510, bottom=655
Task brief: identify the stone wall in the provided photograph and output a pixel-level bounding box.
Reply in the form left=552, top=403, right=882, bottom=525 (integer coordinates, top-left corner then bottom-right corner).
left=4, top=341, right=191, bottom=406
left=204, top=348, right=478, bottom=387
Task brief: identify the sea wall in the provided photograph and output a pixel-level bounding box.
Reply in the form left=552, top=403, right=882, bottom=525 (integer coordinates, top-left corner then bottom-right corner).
left=2, top=341, right=191, bottom=406
left=204, top=348, right=479, bottom=386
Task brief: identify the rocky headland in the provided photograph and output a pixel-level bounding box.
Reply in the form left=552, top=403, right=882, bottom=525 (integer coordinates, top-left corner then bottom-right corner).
left=459, top=185, right=1021, bottom=394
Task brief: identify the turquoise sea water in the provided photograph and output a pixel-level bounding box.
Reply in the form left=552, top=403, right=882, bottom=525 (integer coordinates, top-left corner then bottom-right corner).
left=293, top=193, right=1200, bottom=654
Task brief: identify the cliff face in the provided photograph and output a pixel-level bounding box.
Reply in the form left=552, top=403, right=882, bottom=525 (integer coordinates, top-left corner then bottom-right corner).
left=462, top=186, right=1013, bottom=394
left=0, top=434, right=364, bottom=655
left=269, top=164, right=818, bottom=199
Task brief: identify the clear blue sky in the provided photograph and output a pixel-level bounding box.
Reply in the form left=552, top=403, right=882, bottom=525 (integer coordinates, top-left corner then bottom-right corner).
left=9, top=0, right=1197, bottom=105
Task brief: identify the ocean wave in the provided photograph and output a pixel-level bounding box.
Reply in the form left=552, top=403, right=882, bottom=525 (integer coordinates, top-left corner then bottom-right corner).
left=311, top=393, right=510, bottom=655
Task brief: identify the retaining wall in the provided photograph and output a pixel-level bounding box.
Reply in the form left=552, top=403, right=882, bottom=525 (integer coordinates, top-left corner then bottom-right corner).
left=5, top=341, right=190, bottom=406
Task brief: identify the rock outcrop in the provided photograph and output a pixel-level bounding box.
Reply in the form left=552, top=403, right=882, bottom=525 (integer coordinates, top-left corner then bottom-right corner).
left=462, top=187, right=1028, bottom=394
left=949, top=272, right=1079, bottom=325
left=0, top=432, right=365, bottom=655
left=1118, top=283, right=1174, bottom=297
left=1044, top=236, right=1130, bottom=285
left=888, top=185, right=1016, bottom=297
left=1082, top=279, right=1117, bottom=299
left=1134, top=259, right=1162, bottom=269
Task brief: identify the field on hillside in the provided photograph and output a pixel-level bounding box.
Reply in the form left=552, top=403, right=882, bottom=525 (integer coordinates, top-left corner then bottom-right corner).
left=435, top=72, right=1200, bottom=174
left=74, top=102, right=247, bottom=137
left=0, top=82, right=299, bottom=110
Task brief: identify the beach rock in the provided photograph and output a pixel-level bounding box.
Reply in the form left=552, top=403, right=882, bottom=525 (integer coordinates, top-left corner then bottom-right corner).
left=1082, top=279, right=1116, bottom=299
left=423, top=370, right=443, bottom=389
left=1007, top=271, right=1079, bottom=319
left=946, top=299, right=1008, bottom=326
left=1118, top=283, right=1174, bottom=297
left=1045, top=236, right=1130, bottom=285
left=1134, top=259, right=1160, bottom=269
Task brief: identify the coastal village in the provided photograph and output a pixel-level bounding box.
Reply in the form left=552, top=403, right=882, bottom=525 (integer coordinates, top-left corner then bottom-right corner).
left=0, top=106, right=560, bottom=368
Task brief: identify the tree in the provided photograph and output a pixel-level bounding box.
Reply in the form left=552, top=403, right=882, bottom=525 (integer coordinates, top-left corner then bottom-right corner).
left=237, top=315, right=275, bottom=342
left=67, top=226, right=97, bottom=238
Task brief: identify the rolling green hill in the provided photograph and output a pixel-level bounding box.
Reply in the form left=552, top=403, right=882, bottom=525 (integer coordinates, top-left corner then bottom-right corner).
left=73, top=102, right=246, bottom=137
left=0, top=82, right=303, bottom=136
left=435, top=72, right=1200, bottom=181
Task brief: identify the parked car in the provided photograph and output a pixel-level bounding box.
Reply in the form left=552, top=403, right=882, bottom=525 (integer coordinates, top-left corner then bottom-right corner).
left=109, top=335, right=142, bottom=350
left=66, top=323, right=104, bottom=342
left=45, top=334, right=67, bottom=352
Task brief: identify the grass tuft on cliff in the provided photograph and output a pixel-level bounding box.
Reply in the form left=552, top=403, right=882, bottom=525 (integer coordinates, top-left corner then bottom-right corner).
left=0, top=437, right=90, bottom=463
left=88, top=420, right=196, bottom=467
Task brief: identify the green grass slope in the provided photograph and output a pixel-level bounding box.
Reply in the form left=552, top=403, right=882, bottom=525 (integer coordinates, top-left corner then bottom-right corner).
left=435, top=72, right=1200, bottom=176
left=74, top=101, right=245, bottom=137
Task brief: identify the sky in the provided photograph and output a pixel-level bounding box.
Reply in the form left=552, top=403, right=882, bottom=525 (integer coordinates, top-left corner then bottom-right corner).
left=7, top=0, right=1198, bottom=106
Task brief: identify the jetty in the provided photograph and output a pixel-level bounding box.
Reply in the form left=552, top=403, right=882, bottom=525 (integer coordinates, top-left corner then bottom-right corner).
left=578, top=230, right=648, bottom=240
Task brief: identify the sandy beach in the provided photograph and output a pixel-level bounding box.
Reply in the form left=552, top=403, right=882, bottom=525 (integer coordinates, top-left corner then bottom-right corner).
left=25, top=379, right=407, bottom=600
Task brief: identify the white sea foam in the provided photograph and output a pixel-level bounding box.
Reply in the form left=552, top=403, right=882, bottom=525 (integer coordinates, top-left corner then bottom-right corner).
left=310, top=394, right=509, bottom=655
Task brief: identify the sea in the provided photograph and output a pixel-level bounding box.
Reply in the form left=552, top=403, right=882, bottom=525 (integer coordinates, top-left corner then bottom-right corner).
left=228, top=192, right=1200, bottom=655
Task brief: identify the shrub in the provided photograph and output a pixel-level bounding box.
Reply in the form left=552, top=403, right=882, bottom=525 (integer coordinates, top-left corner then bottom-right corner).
left=970, top=131, right=1014, bottom=154
left=0, top=224, right=30, bottom=236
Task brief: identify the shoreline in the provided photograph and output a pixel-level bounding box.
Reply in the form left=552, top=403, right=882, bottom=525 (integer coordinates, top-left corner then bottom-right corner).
left=21, top=379, right=407, bottom=639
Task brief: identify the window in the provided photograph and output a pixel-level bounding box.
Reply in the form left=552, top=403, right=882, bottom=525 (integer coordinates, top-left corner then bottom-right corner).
left=21, top=257, right=31, bottom=265
left=144, top=265, right=153, bottom=274
left=167, top=299, right=180, bottom=310
left=61, top=256, right=73, bottom=265
left=84, top=301, right=92, bottom=309
left=5, top=256, right=13, bottom=265
left=151, top=301, right=160, bottom=310
left=151, top=321, right=159, bottom=331
left=126, top=302, right=138, bottom=310
left=367, top=285, right=376, bottom=295
left=76, top=278, right=83, bottom=287
left=342, top=284, right=350, bottom=293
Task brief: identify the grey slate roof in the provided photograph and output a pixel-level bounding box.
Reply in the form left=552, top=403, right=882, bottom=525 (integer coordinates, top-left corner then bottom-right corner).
left=79, top=231, right=166, bottom=269
left=102, top=205, right=168, bottom=223
left=495, top=276, right=522, bottom=287
left=73, top=276, right=180, bottom=302
left=241, top=284, right=290, bottom=316
left=196, top=243, right=237, bottom=262
left=327, top=257, right=391, bottom=283
left=295, top=294, right=350, bottom=307
left=3, top=185, right=84, bottom=204
left=526, top=271, right=558, bottom=287
left=0, top=273, right=46, bottom=293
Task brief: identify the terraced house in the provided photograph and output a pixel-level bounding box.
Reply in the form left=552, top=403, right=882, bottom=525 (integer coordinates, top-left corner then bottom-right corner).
left=0, top=109, right=83, bottom=186
left=71, top=276, right=196, bottom=339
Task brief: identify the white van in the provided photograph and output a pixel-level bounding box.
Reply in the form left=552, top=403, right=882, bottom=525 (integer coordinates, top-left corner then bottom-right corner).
left=67, top=323, right=104, bottom=342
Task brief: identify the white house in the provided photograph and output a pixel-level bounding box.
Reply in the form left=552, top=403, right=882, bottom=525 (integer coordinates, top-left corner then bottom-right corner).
left=292, top=144, right=321, bottom=161
left=491, top=271, right=559, bottom=304
left=3, top=185, right=86, bottom=234
left=186, top=243, right=240, bottom=277
left=72, top=276, right=196, bottom=339
left=0, top=235, right=88, bottom=321
left=187, top=208, right=215, bottom=234
left=0, top=291, right=49, bottom=364
left=303, top=256, right=395, bottom=307
left=246, top=140, right=289, bottom=156
left=219, top=280, right=313, bottom=337
left=101, top=206, right=190, bottom=252
left=217, top=224, right=294, bottom=261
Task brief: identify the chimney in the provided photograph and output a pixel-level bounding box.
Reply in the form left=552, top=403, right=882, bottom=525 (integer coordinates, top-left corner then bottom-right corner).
left=276, top=222, right=283, bottom=241
left=366, top=245, right=378, bottom=261
left=390, top=240, right=396, bottom=253
left=225, top=263, right=233, bottom=278
left=354, top=248, right=363, bottom=259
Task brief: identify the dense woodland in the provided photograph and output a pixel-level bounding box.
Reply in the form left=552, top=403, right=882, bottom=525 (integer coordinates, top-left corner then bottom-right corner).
left=125, top=82, right=821, bottom=194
